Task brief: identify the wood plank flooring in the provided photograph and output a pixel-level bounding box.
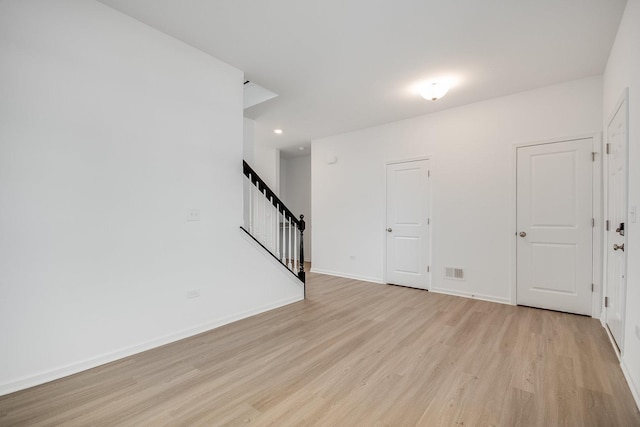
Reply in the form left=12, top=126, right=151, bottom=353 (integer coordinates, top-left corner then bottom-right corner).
left=1, top=271, right=639, bottom=426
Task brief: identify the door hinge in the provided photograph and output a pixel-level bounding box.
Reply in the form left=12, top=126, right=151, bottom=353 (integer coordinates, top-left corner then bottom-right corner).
left=604, top=296, right=609, bottom=308
left=606, top=220, right=610, bottom=231
left=428, top=170, right=431, bottom=178
left=427, top=266, right=430, bottom=273
left=606, top=143, right=610, bottom=154
left=592, top=152, right=596, bottom=161
left=428, top=218, right=430, bottom=225
left=592, top=218, right=595, bottom=227
left=591, top=283, right=594, bottom=292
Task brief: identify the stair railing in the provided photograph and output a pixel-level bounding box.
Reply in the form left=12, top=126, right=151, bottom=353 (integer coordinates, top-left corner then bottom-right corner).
left=241, top=161, right=306, bottom=292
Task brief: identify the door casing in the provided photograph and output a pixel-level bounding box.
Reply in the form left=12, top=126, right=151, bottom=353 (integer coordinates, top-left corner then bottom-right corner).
left=603, top=88, right=629, bottom=352
left=383, top=156, right=432, bottom=289
left=510, top=134, right=601, bottom=317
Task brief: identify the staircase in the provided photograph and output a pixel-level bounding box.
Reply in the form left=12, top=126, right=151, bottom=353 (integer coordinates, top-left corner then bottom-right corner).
left=241, top=160, right=306, bottom=296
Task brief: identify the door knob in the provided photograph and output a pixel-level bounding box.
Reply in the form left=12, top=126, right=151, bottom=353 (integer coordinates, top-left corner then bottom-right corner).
left=387, top=228, right=392, bottom=232
left=613, top=243, right=625, bottom=251
left=519, top=231, right=527, bottom=237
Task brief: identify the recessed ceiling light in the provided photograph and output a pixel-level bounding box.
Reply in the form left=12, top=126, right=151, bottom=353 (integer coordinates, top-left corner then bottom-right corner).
left=273, top=129, right=283, bottom=134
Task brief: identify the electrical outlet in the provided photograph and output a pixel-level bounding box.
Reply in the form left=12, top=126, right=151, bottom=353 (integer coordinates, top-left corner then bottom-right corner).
left=187, top=209, right=201, bottom=222
left=187, top=289, right=200, bottom=299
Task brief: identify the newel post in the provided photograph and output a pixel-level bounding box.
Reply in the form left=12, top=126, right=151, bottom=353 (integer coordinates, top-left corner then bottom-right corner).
left=298, top=214, right=306, bottom=284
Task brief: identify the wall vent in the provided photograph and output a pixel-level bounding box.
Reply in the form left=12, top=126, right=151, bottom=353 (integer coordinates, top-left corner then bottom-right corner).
left=445, top=267, right=465, bottom=280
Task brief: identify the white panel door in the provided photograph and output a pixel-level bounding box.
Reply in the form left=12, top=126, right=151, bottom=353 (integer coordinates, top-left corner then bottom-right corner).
left=386, top=159, right=430, bottom=289
left=516, top=139, right=593, bottom=315
left=606, top=95, right=628, bottom=351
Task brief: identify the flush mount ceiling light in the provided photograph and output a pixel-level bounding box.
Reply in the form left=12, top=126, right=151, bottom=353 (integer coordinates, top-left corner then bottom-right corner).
left=420, top=82, right=450, bottom=101
left=273, top=129, right=283, bottom=134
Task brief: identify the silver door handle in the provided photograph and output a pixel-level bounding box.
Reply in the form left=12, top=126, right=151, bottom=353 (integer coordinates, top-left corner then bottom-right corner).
left=387, top=228, right=392, bottom=232
left=519, top=231, right=527, bottom=237
left=613, top=243, right=625, bottom=251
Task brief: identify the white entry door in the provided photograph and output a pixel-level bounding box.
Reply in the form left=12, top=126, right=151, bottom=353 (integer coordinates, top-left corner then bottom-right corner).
left=516, top=139, right=593, bottom=315
left=606, top=94, right=628, bottom=351
left=385, top=159, right=430, bottom=289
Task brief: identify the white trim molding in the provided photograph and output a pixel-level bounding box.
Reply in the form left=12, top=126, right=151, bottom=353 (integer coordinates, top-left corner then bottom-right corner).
left=430, top=287, right=511, bottom=305
left=621, top=359, right=640, bottom=411
left=510, top=133, right=601, bottom=316
left=309, top=268, right=384, bottom=284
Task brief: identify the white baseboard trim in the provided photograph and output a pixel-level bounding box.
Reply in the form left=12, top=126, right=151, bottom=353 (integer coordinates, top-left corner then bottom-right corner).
left=0, top=295, right=302, bottom=397
left=429, top=287, right=511, bottom=305
left=597, top=317, right=639, bottom=411
left=602, top=323, right=622, bottom=362
left=621, top=358, right=640, bottom=411
left=309, top=270, right=511, bottom=306
left=309, top=268, right=384, bottom=284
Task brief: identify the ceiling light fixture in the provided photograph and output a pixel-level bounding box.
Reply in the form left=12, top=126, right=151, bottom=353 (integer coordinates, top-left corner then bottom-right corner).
left=420, top=82, right=450, bottom=101
left=273, top=129, right=283, bottom=134
left=299, top=146, right=305, bottom=151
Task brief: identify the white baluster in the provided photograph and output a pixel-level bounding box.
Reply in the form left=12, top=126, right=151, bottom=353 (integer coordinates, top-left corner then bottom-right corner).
left=294, top=222, right=298, bottom=273
left=275, top=203, right=280, bottom=259
left=254, top=187, right=258, bottom=238
left=260, top=188, right=267, bottom=244
left=256, top=187, right=260, bottom=240
left=272, top=200, right=276, bottom=252
left=256, top=182, right=261, bottom=238
left=288, top=216, right=293, bottom=269
left=268, top=196, right=273, bottom=251
left=248, top=175, right=253, bottom=234
left=281, top=210, right=286, bottom=263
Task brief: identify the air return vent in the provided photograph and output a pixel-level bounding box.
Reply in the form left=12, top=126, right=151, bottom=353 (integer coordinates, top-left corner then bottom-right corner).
left=445, top=267, right=464, bottom=280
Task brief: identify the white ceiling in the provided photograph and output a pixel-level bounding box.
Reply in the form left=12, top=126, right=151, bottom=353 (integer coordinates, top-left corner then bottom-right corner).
left=98, top=0, right=626, bottom=151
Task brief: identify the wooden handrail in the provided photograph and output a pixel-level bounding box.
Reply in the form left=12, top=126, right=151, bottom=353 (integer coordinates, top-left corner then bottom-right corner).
left=243, top=161, right=301, bottom=226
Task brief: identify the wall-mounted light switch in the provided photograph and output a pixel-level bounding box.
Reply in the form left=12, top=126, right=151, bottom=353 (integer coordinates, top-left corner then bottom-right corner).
left=187, top=209, right=201, bottom=221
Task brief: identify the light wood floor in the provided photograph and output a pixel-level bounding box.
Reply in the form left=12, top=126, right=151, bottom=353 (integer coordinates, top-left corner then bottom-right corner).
left=2, top=271, right=639, bottom=426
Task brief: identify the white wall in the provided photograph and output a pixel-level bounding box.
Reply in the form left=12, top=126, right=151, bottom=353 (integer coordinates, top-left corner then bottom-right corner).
left=254, top=144, right=280, bottom=192
left=280, top=155, right=312, bottom=261
left=243, top=118, right=280, bottom=192
left=312, top=76, right=602, bottom=300
left=243, top=118, right=256, bottom=164
left=603, top=0, right=640, bottom=406
left=0, top=0, right=302, bottom=395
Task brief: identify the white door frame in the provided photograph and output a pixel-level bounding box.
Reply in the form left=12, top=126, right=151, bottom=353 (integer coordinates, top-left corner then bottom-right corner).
left=602, top=88, right=629, bottom=351
left=383, top=156, right=432, bottom=289
left=509, top=134, right=601, bottom=317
